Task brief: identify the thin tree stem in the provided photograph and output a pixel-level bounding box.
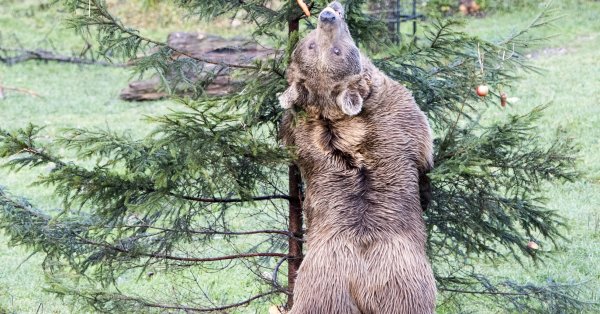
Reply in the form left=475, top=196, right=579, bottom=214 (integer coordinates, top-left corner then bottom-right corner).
left=285, top=8, right=303, bottom=309
left=173, top=193, right=291, bottom=203
left=118, top=224, right=301, bottom=240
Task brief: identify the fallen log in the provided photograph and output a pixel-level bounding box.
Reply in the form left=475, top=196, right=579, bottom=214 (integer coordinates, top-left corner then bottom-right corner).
left=119, top=32, right=275, bottom=101
left=0, top=47, right=124, bottom=67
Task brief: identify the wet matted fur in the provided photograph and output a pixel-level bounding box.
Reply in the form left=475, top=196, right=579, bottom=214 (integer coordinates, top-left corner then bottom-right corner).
left=280, top=2, right=436, bottom=313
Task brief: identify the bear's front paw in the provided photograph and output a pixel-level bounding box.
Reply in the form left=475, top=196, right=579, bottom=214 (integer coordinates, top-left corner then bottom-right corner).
left=279, top=84, right=299, bottom=109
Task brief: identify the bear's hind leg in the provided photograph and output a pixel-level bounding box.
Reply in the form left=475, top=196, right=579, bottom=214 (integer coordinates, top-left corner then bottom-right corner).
left=288, top=244, right=361, bottom=314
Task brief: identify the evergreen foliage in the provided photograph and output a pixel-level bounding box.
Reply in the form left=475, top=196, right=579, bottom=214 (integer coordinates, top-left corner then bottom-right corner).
left=0, top=0, right=594, bottom=312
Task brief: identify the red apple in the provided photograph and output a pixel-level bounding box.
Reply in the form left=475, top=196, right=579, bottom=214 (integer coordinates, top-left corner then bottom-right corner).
left=477, top=84, right=490, bottom=97
left=476, top=85, right=489, bottom=97
left=527, top=241, right=539, bottom=250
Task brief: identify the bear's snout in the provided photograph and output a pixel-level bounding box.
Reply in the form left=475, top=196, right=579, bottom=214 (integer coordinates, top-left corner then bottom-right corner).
left=319, top=9, right=336, bottom=23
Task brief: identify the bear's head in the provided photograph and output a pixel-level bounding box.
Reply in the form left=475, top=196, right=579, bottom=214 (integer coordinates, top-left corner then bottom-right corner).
left=279, top=1, right=365, bottom=116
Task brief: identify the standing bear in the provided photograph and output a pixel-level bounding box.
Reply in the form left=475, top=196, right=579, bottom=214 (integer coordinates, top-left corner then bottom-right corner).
left=280, top=1, right=436, bottom=313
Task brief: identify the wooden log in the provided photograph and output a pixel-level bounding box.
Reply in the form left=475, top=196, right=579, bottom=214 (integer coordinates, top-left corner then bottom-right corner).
left=0, top=47, right=123, bottom=67
left=120, top=32, right=274, bottom=101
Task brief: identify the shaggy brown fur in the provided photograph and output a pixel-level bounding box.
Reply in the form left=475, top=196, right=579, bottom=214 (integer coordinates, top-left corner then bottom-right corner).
left=280, top=2, right=436, bottom=313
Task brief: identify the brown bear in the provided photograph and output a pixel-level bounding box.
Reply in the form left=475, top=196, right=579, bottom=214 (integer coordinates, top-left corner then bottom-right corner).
left=279, top=1, right=436, bottom=313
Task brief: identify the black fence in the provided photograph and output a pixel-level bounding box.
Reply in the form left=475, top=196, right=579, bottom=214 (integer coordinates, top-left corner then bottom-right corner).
left=367, top=0, right=423, bottom=43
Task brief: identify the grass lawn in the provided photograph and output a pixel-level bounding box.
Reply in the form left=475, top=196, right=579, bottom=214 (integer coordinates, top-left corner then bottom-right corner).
left=1, top=0, right=599, bottom=313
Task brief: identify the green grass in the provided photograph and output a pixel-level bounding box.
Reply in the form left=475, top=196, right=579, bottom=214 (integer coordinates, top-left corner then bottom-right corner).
left=440, top=1, right=600, bottom=311
left=1, top=0, right=599, bottom=312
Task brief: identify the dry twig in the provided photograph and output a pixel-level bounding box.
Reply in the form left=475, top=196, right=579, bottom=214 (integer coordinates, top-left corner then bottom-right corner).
left=0, top=85, right=41, bottom=98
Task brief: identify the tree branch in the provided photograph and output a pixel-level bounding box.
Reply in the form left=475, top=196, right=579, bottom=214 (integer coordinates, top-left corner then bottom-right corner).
left=108, top=290, right=281, bottom=312
left=76, top=237, right=287, bottom=262
left=173, top=192, right=291, bottom=203
left=0, top=47, right=125, bottom=67
left=271, top=256, right=291, bottom=294
left=14, top=146, right=67, bottom=168
left=119, top=224, right=300, bottom=240
left=439, top=287, right=530, bottom=296
left=237, top=0, right=279, bottom=17
left=87, top=0, right=262, bottom=71
left=7, top=146, right=290, bottom=204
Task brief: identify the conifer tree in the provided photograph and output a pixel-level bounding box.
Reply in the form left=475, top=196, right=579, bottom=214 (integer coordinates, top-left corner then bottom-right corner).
left=0, top=0, right=593, bottom=312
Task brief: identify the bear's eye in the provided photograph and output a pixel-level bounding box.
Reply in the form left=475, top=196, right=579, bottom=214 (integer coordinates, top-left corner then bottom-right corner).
left=309, top=42, right=316, bottom=49
left=333, top=47, right=341, bottom=55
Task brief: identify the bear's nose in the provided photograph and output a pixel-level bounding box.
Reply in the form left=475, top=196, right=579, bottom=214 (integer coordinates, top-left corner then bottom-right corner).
left=319, top=10, right=336, bottom=23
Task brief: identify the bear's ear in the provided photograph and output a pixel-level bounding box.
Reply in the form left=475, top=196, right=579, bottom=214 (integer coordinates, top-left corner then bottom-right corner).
left=278, top=84, right=299, bottom=109
left=336, top=89, right=363, bottom=116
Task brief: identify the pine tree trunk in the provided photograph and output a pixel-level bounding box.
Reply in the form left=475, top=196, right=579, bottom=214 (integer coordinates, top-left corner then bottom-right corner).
left=286, top=13, right=303, bottom=310
left=287, top=164, right=303, bottom=309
